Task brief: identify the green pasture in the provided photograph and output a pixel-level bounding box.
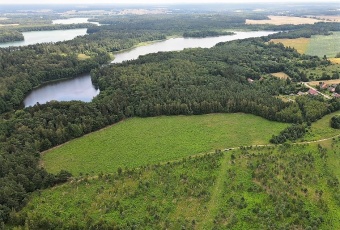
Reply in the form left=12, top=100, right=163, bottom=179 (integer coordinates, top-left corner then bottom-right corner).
left=303, top=111, right=340, bottom=142
left=42, top=113, right=288, bottom=175
left=306, top=31, right=340, bottom=58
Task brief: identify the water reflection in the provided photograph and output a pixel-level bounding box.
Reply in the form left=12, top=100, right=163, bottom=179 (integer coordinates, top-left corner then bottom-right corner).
left=112, top=31, right=275, bottom=63
left=24, top=74, right=99, bottom=107
left=0, top=28, right=87, bottom=48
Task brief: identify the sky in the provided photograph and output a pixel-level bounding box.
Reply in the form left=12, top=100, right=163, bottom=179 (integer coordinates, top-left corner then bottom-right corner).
left=0, top=0, right=339, bottom=4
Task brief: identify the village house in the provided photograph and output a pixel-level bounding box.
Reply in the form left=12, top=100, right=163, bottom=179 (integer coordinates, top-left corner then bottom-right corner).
left=329, top=87, right=335, bottom=93
left=308, top=88, right=318, bottom=96
left=320, top=83, right=328, bottom=89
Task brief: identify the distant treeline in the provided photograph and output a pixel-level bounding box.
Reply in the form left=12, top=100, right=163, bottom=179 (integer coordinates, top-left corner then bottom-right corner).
left=183, top=31, right=234, bottom=38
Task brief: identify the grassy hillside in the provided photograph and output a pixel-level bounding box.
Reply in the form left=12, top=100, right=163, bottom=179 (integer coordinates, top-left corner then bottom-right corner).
left=302, top=111, right=340, bottom=142
left=42, top=113, right=288, bottom=175
left=12, top=139, right=340, bottom=229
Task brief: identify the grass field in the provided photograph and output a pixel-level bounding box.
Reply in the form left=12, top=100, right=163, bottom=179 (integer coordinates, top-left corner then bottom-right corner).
left=302, top=111, right=340, bottom=142
left=303, top=64, right=340, bottom=81
left=270, top=32, right=340, bottom=59
left=270, top=38, right=310, bottom=54
left=306, top=32, right=340, bottom=58
left=41, top=113, right=288, bottom=175
left=14, top=139, right=340, bottom=229
left=246, top=16, right=322, bottom=25
left=77, top=53, right=91, bottom=60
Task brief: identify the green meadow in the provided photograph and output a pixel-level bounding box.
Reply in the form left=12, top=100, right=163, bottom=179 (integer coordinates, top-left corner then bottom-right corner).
left=42, top=113, right=288, bottom=175
left=306, top=31, right=340, bottom=58
left=303, top=111, right=340, bottom=142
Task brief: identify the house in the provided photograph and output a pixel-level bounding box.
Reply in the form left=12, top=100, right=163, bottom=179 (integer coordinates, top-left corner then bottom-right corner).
left=247, top=78, right=254, bottom=83
left=320, top=83, right=328, bottom=89
left=308, top=88, right=318, bottom=96
left=329, top=87, right=335, bottom=93
left=297, top=91, right=306, bottom=96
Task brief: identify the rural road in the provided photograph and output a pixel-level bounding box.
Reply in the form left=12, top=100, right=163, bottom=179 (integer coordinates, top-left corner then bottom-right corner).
left=303, top=82, right=332, bottom=99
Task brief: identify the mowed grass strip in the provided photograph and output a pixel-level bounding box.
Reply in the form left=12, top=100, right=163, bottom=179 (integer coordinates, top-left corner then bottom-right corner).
left=42, top=113, right=288, bottom=175
left=270, top=38, right=310, bottom=54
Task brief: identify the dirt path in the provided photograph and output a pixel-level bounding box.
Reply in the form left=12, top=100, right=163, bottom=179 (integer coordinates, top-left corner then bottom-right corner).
left=303, top=82, right=332, bottom=99
left=198, top=152, right=230, bottom=229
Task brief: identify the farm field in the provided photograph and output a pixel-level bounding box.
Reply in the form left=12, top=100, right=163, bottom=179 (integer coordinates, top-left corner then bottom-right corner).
left=246, top=15, right=322, bottom=25
left=41, top=113, right=288, bottom=175
left=270, top=38, right=310, bottom=54
left=329, top=58, right=340, bottom=64
left=13, top=139, right=340, bottom=229
left=306, top=32, right=340, bottom=58
left=270, top=32, right=340, bottom=59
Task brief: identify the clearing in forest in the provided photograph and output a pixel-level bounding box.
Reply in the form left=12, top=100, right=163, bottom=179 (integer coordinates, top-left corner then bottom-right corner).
left=302, top=111, right=340, bottom=142
left=271, top=72, right=291, bottom=80
left=41, top=113, right=288, bottom=175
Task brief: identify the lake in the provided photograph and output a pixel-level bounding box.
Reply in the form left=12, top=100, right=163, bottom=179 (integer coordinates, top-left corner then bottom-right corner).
left=0, top=28, right=87, bottom=48
left=23, top=74, right=99, bottom=107
left=24, top=31, right=275, bottom=107
left=112, top=31, right=275, bottom=63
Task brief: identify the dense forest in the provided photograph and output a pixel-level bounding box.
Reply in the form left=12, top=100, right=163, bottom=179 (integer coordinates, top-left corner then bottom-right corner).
left=0, top=13, right=339, bottom=225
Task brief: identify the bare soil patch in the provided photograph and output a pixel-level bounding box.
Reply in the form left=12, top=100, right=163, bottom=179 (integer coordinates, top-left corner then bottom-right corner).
left=271, top=72, right=291, bottom=79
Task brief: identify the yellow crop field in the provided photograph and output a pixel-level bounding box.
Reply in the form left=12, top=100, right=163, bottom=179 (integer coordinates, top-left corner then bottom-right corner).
left=246, top=16, right=322, bottom=25
left=329, top=58, right=340, bottom=64
left=270, top=38, right=310, bottom=54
